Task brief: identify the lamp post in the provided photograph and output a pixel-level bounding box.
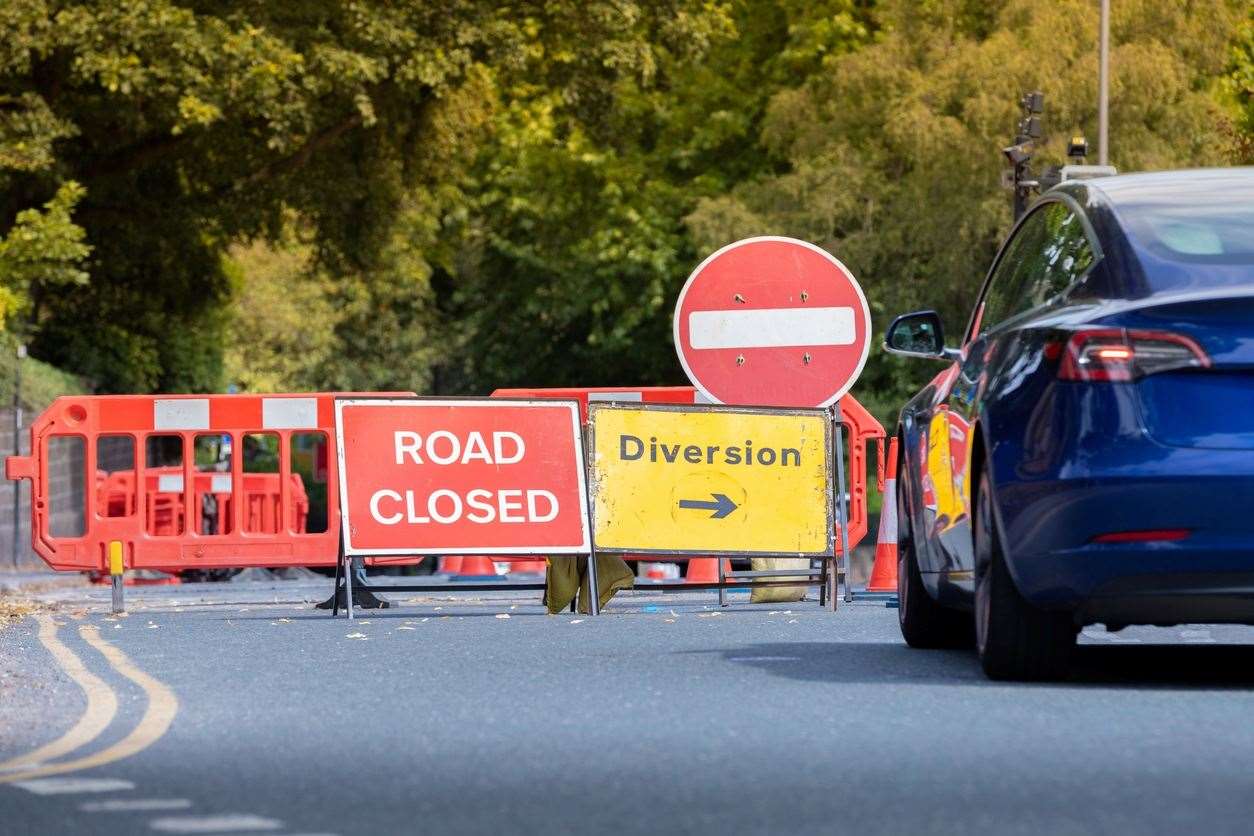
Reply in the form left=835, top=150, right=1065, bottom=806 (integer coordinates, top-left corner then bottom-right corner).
left=1098, top=0, right=1110, bottom=166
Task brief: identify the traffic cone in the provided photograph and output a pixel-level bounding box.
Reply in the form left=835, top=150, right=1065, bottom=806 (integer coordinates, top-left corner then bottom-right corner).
left=438, top=556, right=464, bottom=575
left=866, top=440, right=899, bottom=593
left=503, top=558, right=547, bottom=575
left=686, top=557, right=731, bottom=584
left=455, top=555, right=498, bottom=579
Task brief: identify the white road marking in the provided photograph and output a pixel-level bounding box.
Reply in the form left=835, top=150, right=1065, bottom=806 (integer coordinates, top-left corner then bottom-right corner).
left=727, top=656, right=803, bottom=662
left=14, top=777, right=135, bottom=795
left=688, top=306, right=855, bottom=349
left=1081, top=628, right=1140, bottom=643
left=149, top=814, right=283, bottom=832
left=81, top=799, right=193, bottom=812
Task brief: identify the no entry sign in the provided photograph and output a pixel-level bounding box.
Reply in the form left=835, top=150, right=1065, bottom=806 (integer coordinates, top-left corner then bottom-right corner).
left=673, top=236, right=871, bottom=408
left=335, top=399, right=590, bottom=555
left=588, top=403, right=833, bottom=556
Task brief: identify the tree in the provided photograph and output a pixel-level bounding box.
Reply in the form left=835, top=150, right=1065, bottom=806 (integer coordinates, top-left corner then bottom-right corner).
left=687, top=0, right=1248, bottom=421
left=436, top=1, right=875, bottom=393
left=0, top=0, right=726, bottom=392
left=1225, top=7, right=1254, bottom=160
left=0, top=180, right=89, bottom=330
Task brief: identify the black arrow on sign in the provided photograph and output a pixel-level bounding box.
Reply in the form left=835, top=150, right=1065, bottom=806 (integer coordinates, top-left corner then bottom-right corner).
left=678, top=493, right=738, bottom=519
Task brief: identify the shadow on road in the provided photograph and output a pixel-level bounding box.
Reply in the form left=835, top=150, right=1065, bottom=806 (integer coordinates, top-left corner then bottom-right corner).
left=687, top=641, right=1254, bottom=689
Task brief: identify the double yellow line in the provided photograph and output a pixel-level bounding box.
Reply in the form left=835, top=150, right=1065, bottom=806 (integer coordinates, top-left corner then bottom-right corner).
left=0, top=614, right=178, bottom=783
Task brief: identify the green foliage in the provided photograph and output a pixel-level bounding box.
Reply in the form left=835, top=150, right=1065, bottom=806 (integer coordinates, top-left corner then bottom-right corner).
left=0, top=334, right=88, bottom=413
left=437, top=1, right=875, bottom=392
left=0, top=181, right=90, bottom=328
left=686, top=0, right=1247, bottom=424
left=1, top=0, right=1250, bottom=421
left=223, top=236, right=337, bottom=394
left=1226, top=8, right=1254, bottom=159
left=0, top=0, right=722, bottom=393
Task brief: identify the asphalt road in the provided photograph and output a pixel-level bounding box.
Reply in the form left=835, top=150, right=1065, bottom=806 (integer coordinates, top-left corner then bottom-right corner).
left=3, top=576, right=1254, bottom=836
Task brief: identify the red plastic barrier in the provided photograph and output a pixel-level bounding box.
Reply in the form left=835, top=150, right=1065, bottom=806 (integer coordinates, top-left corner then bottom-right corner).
left=5, top=393, right=408, bottom=573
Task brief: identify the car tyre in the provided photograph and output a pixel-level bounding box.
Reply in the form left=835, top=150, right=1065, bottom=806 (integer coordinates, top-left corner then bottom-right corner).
left=897, top=475, right=974, bottom=649
left=974, top=471, right=1075, bottom=680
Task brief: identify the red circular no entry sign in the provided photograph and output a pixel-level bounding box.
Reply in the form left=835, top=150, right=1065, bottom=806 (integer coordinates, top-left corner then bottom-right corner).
left=673, top=236, right=871, bottom=408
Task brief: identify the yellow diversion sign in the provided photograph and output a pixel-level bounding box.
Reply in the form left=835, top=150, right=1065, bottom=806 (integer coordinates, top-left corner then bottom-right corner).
left=588, top=403, right=834, bottom=556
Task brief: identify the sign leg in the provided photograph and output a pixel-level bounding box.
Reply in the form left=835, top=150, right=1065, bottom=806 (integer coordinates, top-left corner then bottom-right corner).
left=330, top=542, right=343, bottom=618
left=833, top=405, right=852, bottom=607
left=586, top=552, right=600, bottom=616
left=344, top=550, right=354, bottom=621
left=717, top=557, right=727, bottom=608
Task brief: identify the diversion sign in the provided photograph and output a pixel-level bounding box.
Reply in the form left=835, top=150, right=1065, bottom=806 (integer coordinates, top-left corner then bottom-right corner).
left=588, top=402, right=834, bottom=556
left=335, top=399, right=590, bottom=556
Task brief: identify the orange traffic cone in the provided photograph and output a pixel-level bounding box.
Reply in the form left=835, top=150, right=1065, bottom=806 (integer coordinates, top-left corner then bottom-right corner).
left=456, top=555, right=498, bottom=578
left=686, top=557, right=731, bottom=584
left=866, top=439, right=899, bottom=593
left=438, top=556, right=464, bottom=575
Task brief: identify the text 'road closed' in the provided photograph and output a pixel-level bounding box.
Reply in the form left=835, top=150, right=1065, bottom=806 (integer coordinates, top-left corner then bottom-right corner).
left=336, top=399, right=590, bottom=555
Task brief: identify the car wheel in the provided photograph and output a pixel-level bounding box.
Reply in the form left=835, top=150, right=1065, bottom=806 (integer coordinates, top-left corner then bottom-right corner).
left=897, top=475, right=974, bottom=648
left=973, top=471, right=1075, bottom=680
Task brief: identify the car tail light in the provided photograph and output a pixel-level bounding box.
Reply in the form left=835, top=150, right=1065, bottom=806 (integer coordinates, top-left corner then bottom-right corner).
left=1090, top=528, right=1191, bottom=544
left=1058, top=329, right=1211, bottom=382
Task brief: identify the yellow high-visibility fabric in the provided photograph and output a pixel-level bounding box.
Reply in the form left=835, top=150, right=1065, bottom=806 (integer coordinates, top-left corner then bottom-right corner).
left=545, top=555, right=635, bottom=614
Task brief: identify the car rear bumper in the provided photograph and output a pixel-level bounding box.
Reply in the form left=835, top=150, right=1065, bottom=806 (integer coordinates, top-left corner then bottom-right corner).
left=995, top=465, right=1254, bottom=624
left=1077, top=572, right=1254, bottom=626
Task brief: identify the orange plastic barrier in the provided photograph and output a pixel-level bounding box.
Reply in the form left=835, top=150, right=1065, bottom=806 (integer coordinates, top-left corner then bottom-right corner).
left=5, top=393, right=407, bottom=573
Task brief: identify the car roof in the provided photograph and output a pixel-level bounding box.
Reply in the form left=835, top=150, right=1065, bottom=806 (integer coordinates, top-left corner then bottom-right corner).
left=1080, top=166, right=1254, bottom=206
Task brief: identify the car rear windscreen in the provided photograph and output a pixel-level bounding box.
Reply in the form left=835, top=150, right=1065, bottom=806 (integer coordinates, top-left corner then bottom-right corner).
left=1110, top=174, right=1254, bottom=268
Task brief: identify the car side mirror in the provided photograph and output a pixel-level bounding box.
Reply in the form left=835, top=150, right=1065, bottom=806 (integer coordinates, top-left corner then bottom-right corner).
left=883, top=310, right=959, bottom=361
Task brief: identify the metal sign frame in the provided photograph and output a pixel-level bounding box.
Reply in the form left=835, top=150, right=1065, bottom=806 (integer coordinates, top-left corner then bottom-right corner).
left=587, top=401, right=835, bottom=559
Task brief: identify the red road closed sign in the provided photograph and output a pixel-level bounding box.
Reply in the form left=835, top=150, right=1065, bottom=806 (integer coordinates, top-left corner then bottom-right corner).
left=673, top=236, right=871, bottom=408
left=334, top=399, right=590, bottom=556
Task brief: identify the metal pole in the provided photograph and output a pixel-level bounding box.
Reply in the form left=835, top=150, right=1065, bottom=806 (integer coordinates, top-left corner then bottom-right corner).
left=586, top=552, right=600, bottom=616
left=11, top=344, right=23, bottom=568
left=581, top=423, right=600, bottom=616
left=717, top=556, right=727, bottom=607
left=109, top=540, right=125, bottom=615
left=834, top=404, right=853, bottom=606
left=344, top=551, right=354, bottom=621
left=1098, top=0, right=1110, bottom=166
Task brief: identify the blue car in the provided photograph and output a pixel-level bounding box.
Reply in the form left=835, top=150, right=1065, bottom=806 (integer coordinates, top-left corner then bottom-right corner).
left=883, top=167, right=1254, bottom=680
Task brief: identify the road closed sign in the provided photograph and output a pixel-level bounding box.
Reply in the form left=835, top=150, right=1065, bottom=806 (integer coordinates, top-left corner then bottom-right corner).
left=588, top=403, right=833, bottom=556
left=335, top=399, right=590, bottom=555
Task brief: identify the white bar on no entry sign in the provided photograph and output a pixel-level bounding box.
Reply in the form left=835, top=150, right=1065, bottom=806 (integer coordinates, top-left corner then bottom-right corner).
left=154, top=399, right=210, bottom=430
left=262, top=397, right=318, bottom=429
left=688, top=306, right=855, bottom=350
